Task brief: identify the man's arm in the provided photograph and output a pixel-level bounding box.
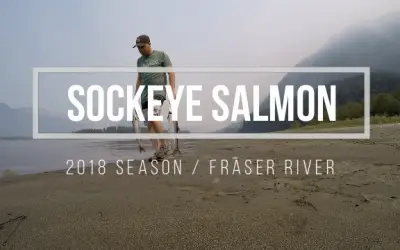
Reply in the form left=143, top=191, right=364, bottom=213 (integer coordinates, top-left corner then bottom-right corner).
left=136, top=58, right=141, bottom=94
left=163, top=52, right=176, bottom=98
left=168, top=72, right=176, bottom=98
left=136, top=73, right=141, bottom=94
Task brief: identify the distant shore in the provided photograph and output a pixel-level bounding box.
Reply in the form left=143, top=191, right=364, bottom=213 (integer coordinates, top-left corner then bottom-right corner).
left=286, top=116, right=400, bottom=131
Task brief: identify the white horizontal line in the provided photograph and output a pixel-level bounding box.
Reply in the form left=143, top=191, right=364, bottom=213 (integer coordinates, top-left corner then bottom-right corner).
left=33, top=133, right=369, bottom=140
left=33, top=66, right=370, bottom=74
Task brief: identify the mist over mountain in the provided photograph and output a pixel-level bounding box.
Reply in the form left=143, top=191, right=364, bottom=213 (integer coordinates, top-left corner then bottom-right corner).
left=0, top=103, right=86, bottom=137
left=235, top=12, right=400, bottom=133
left=3, top=12, right=400, bottom=136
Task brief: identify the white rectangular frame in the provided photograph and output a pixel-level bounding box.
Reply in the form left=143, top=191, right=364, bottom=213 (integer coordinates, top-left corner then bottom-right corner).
left=32, top=66, right=370, bottom=140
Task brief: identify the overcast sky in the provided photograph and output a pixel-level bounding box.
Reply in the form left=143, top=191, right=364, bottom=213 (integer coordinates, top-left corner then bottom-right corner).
left=1, top=0, right=400, bottom=131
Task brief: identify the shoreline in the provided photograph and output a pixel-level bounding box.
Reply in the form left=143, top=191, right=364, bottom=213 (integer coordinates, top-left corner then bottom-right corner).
left=1, top=122, right=398, bottom=179
left=0, top=152, right=152, bottom=178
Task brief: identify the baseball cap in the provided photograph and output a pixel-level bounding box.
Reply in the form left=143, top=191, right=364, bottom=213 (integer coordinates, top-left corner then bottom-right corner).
left=133, top=34, right=150, bottom=48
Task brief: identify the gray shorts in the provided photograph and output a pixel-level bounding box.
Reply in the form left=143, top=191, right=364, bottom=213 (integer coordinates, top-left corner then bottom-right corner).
left=140, top=95, right=166, bottom=126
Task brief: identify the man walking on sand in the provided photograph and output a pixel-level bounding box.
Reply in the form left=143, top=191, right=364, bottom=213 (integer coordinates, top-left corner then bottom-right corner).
left=133, top=34, right=175, bottom=161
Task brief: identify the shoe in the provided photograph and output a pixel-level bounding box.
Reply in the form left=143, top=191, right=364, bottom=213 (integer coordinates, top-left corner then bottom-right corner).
left=148, top=149, right=161, bottom=162
left=163, top=143, right=174, bottom=158
left=150, top=145, right=167, bottom=162
left=148, top=151, right=158, bottom=162
left=148, top=144, right=173, bottom=162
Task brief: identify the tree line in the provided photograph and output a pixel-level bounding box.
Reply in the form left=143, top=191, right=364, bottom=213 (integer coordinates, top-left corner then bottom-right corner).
left=292, top=71, right=400, bottom=126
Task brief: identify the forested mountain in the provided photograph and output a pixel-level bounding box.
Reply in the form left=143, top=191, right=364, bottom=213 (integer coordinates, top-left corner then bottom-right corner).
left=234, top=12, right=400, bottom=133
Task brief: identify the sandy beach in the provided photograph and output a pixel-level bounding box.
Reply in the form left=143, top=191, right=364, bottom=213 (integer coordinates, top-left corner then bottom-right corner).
left=1, top=125, right=399, bottom=249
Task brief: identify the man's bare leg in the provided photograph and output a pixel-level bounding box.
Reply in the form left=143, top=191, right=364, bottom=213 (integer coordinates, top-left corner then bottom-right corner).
left=147, top=122, right=161, bottom=162
left=147, top=122, right=160, bottom=150
left=150, top=120, right=172, bottom=160
left=151, top=121, right=168, bottom=147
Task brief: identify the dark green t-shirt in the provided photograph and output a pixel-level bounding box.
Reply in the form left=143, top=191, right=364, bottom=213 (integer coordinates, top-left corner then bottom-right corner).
left=137, top=50, right=172, bottom=104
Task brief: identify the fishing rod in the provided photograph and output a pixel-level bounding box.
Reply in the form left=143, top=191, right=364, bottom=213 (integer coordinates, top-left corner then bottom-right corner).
left=167, top=100, right=182, bottom=156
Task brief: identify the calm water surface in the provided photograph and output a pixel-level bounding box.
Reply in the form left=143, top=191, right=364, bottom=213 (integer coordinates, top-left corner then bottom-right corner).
left=0, top=138, right=171, bottom=175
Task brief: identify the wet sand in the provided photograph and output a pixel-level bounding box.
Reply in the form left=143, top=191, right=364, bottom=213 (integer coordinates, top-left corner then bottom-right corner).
left=1, top=125, right=399, bottom=249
